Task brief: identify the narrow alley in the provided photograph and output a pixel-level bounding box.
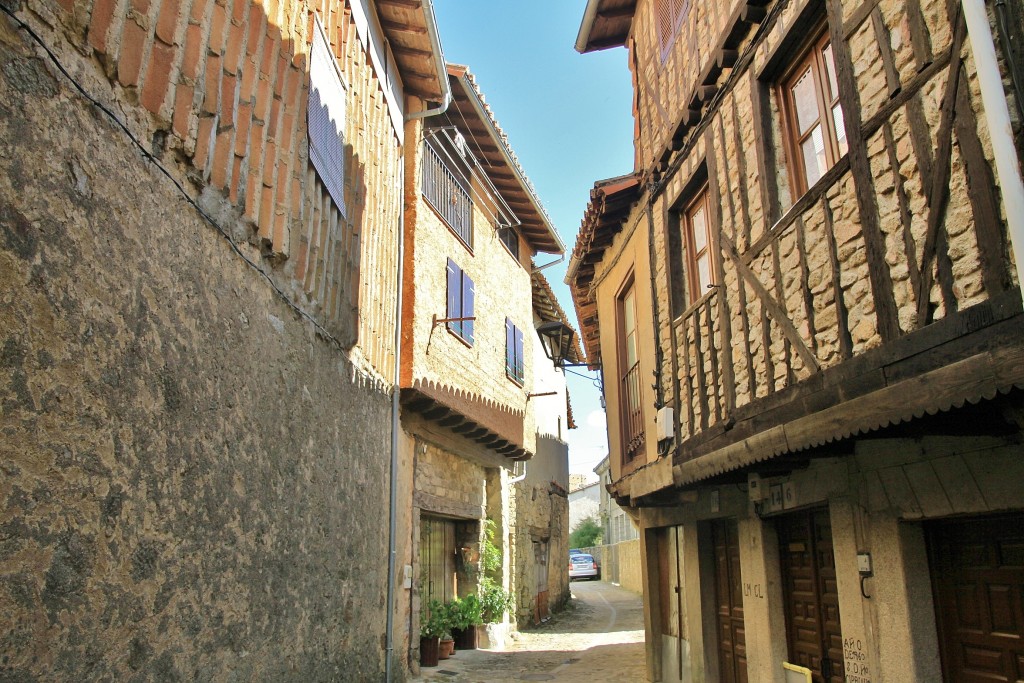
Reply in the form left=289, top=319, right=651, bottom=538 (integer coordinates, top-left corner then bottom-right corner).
left=416, top=582, right=645, bottom=683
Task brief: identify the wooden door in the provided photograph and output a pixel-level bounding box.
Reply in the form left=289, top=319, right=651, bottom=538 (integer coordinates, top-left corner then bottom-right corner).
left=533, top=540, right=550, bottom=624
left=421, top=516, right=456, bottom=607
left=658, top=526, right=685, bottom=680
left=712, top=519, right=748, bottom=683
left=779, top=509, right=844, bottom=683
left=928, top=514, right=1024, bottom=683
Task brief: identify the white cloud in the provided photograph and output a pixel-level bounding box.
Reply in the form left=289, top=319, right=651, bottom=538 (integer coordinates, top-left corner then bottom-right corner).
left=586, top=409, right=607, bottom=429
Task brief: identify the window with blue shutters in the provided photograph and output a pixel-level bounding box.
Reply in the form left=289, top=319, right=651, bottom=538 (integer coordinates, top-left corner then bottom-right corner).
left=446, top=259, right=475, bottom=345
left=505, top=318, right=525, bottom=384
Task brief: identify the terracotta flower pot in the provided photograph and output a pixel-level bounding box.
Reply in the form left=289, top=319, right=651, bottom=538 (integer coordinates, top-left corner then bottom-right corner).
left=438, top=638, right=455, bottom=659
left=420, top=636, right=440, bottom=667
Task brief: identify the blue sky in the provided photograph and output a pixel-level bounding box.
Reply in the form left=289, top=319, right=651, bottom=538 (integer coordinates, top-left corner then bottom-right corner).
left=432, top=1, right=635, bottom=476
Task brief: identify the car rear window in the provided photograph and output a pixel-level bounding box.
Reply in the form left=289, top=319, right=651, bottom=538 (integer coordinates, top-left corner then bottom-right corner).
left=572, top=555, right=593, bottom=562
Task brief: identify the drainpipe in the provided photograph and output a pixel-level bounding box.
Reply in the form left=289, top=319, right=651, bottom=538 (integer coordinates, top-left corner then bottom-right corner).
left=384, top=165, right=405, bottom=683
left=532, top=254, right=565, bottom=272
left=961, top=0, right=1024, bottom=290
left=509, top=460, right=528, bottom=485
left=405, top=0, right=452, bottom=120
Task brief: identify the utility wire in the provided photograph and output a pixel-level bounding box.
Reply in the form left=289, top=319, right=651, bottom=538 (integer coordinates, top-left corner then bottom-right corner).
left=0, top=4, right=350, bottom=355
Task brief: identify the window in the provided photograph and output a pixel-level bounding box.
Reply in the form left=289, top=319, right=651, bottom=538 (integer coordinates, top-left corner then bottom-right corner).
left=423, top=138, right=473, bottom=248
left=505, top=318, right=525, bottom=384
left=779, top=27, right=848, bottom=196
left=618, top=278, right=644, bottom=461
left=683, top=186, right=714, bottom=304
left=654, top=0, right=691, bottom=61
left=497, top=224, right=519, bottom=261
left=308, top=14, right=347, bottom=216
left=446, top=259, right=475, bottom=345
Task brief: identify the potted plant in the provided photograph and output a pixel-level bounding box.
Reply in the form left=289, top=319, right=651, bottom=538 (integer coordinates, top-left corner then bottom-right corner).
left=450, top=594, right=483, bottom=650
left=437, top=600, right=456, bottom=659
left=419, top=599, right=446, bottom=667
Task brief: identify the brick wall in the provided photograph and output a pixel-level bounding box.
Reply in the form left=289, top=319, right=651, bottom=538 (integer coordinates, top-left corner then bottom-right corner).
left=23, top=0, right=403, bottom=376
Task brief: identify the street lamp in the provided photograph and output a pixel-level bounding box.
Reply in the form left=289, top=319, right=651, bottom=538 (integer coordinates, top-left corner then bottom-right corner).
left=535, top=321, right=598, bottom=369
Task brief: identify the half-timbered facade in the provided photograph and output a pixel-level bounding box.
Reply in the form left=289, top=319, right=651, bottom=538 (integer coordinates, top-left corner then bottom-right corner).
left=571, top=0, right=1024, bottom=681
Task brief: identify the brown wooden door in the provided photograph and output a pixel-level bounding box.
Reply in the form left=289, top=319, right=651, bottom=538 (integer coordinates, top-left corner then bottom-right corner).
left=712, top=519, right=748, bottom=683
left=928, top=514, right=1024, bottom=683
left=657, top=526, right=685, bottom=680
left=779, top=509, right=844, bottom=683
left=421, top=516, right=456, bottom=607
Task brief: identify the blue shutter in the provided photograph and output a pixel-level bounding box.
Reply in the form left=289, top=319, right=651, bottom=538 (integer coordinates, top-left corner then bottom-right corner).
left=463, top=273, right=475, bottom=344
left=505, top=318, right=514, bottom=374
left=447, top=259, right=461, bottom=337
left=515, top=327, right=525, bottom=382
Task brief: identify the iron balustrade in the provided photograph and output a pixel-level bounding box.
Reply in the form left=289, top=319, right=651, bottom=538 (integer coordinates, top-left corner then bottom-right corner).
left=422, top=139, right=473, bottom=248
left=622, top=360, right=645, bottom=458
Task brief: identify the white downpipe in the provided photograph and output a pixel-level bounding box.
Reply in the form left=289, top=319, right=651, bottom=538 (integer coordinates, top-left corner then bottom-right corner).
left=962, top=0, right=1024, bottom=289
left=509, top=460, right=527, bottom=485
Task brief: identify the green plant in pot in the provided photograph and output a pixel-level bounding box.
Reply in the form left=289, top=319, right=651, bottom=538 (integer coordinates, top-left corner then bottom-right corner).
left=419, top=599, right=446, bottom=667
left=450, top=594, right=483, bottom=649
left=436, top=600, right=456, bottom=659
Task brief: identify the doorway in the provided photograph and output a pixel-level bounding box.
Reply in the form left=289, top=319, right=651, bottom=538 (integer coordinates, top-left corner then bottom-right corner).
left=711, top=519, right=747, bottom=682
left=778, top=508, right=844, bottom=683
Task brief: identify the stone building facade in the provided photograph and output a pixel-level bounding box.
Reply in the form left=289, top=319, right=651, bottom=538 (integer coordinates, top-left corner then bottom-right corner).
left=0, top=0, right=448, bottom=679
left=571, top=0, right=1024, bottom=682
left=397, top=65, right=573, bottom=669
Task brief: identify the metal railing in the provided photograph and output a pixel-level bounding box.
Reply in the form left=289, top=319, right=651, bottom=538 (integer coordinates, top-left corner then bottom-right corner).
left=621, top=360, right=645, bottom=458
left=422, top=139, right=472, bottom=247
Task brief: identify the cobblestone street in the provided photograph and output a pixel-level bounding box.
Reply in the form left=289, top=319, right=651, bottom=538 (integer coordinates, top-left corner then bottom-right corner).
left=415, top=581, right=646, bottom=683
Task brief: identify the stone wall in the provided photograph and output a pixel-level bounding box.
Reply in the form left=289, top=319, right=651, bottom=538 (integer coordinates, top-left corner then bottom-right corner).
left=0, top=17, right=397, bottom=681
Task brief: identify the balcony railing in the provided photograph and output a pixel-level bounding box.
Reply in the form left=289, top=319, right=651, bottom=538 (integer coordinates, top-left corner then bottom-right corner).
left=422, top=139, right=472, bottom=248
left=621, top=360, right=645, bottom=458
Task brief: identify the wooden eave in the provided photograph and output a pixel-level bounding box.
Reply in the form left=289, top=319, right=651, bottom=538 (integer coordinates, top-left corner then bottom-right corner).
left=666, top=294, right=1024, bottom=490
left=445, top=65, right=563, bottom=255
left=531, top=269, right=585, bottom=365
left=375, top=0, right=445, bottom=101
left=567, top=174, right=642, bottom=365
left=576, top=0, right=636, bottom=54
left=400, top=380, right=532, bottom=461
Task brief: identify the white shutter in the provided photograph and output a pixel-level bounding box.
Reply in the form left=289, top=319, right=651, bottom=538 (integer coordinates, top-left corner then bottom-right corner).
left=308, top=15, right=347, bottom=216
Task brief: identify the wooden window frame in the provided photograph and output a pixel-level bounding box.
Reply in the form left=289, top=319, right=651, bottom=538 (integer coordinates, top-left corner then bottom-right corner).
left=497, top=224, right=520, bottom=263
left=446, top=258, right=475, bottom=347
left=682, top=184, right=715, bottom=305
left=777, top=25, right=846, bottom=198
left=505, top=318, right=525, bottom=386
left=616, top=274, right=645, bottom=465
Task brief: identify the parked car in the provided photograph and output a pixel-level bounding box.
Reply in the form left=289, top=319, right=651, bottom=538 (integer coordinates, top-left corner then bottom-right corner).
left=569, top=553, right=600, bottom=581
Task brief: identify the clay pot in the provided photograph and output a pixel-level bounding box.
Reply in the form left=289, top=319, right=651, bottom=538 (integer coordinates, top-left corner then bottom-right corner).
left=438, top=638, right=455, bottom=659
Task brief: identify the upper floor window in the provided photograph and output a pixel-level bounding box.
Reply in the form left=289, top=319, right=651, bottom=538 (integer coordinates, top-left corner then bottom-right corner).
left=618, top=278, right=644, bottom=462
left=497, top=224, right=519, bottom=261
left=446, top=259, right=475, bottom=345
left=683, top=185, right=714, bottom=304
left=505, top=318, right=525, bottom=385
left=778, top=26, right=848, bottom=196
left=308, top=14, right=347, bottom=217
left=423, top=138, right=473, bottom=249
left=655, top=0, right=691, bottom=61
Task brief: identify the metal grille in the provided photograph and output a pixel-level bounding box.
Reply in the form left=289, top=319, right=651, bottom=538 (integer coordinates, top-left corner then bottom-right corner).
left=422, top=139, right=472, bottom=247
left=622, top=360, right=645, bottom=458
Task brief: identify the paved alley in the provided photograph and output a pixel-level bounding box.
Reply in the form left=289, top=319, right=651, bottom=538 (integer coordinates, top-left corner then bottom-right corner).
left=415, top=581, right=646, bottom=683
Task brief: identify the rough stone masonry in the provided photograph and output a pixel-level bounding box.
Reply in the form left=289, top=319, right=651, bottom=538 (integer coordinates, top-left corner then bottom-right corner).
left=0, top=5, right=396, bottom=681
